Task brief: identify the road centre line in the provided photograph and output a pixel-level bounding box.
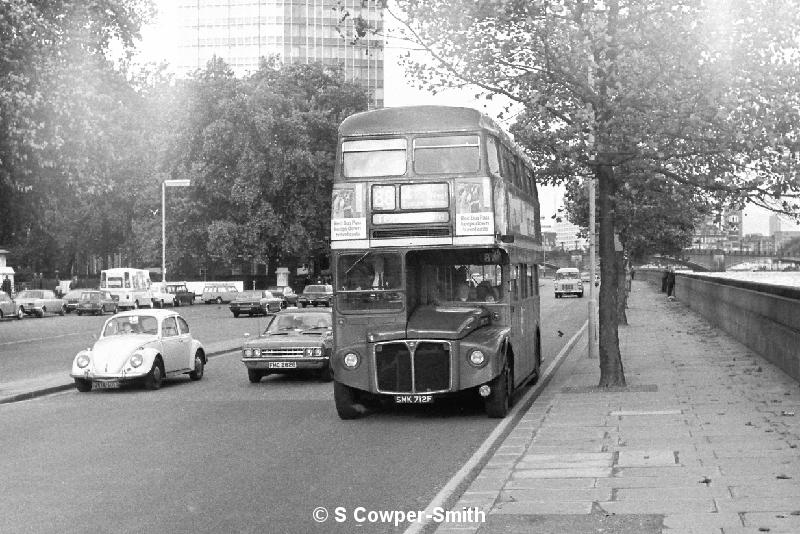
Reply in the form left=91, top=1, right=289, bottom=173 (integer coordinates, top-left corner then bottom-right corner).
left=0, top=331, right=84, bottom=346
left=403, top=320, right=589, bottom=534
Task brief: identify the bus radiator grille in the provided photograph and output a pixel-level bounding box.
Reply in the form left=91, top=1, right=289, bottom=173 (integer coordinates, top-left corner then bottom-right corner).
left=375, top=342, right=450, bottom=393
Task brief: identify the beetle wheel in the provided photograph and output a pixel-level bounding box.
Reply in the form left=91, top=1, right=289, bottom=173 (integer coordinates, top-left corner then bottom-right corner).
left=144, top=360, right=164, bottom=390
left=189, top=353, right=204, bottom=381
left=74, top=378, right=92, bottom=392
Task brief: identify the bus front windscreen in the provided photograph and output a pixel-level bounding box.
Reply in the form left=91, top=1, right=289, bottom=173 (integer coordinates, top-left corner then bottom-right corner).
left=336, top=251, right=403, bottom=312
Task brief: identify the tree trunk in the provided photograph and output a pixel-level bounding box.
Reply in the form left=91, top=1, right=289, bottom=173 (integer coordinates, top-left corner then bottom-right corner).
left=597, top=163, right=626, bottom=387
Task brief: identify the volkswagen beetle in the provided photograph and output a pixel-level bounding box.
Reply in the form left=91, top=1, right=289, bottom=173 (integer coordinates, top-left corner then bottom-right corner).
left=70, top=309, right=206, bottom=392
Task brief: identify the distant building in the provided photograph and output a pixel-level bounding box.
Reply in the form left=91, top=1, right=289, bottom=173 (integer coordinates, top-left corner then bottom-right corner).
left=174, top=0, right=384, bottom=107
left=769, top=214, right=800, bottom=236
left=691, top=209, right=743, bottom=251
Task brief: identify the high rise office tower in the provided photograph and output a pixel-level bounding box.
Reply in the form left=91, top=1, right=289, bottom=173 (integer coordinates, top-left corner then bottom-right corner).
left=174, top=0, right=384, bottom=107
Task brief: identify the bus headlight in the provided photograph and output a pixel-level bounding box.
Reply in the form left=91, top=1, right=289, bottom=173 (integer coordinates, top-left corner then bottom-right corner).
left=129, top=353, right=143, bottom=368
left=76, top=354, right=90, bottom=369
left=343, top=352, right=360, bottom=369
left=468, top=350, right=486, bottom=367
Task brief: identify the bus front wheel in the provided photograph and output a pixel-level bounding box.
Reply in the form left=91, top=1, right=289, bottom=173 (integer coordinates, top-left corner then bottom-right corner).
left=485, top=365, right=513, bottom=418
left=334, top=381, right=367, bottom=420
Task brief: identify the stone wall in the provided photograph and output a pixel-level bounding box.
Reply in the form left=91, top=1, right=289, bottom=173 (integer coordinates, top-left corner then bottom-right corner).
left=636, top=269, right=800, bottom=382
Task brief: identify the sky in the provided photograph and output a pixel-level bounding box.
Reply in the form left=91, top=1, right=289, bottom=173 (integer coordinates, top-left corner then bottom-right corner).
left=135, top=2, right=780, bottom=236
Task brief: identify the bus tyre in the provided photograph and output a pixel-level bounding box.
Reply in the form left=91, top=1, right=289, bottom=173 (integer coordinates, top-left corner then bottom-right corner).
left=485, top=366, right=513, bottom=418
left=334, top=381, right=367, bottom=420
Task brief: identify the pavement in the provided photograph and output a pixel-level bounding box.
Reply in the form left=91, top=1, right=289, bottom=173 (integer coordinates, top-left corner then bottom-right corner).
left=0, top=339, right=241, bottom=404
left=434, top=280, right=800, bottom=534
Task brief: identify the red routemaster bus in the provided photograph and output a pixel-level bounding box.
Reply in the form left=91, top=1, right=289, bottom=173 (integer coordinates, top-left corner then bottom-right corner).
left=330, top=106, right=543, bottom=419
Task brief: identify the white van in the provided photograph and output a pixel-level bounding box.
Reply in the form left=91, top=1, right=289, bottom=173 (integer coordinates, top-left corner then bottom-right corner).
left=554, top=267, right=583, bottom=298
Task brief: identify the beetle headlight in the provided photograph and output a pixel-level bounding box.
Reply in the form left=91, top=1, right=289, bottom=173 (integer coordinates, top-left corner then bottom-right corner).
left=343, top=352, right=360, bottom=369
left=76, top=354, right=90, bottom=368
left=468, top=350, right=486, bottom=367
left=129, top=353, right=143, bottom=368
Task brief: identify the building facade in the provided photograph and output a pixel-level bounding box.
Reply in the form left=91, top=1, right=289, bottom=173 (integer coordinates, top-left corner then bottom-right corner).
left=174, top=0, right=384, bottom=107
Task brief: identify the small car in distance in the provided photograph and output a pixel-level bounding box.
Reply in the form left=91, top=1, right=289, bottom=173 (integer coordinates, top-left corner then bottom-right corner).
left=267, top=286, right=298, bottom=308
left=165, top=282, right=195, bottom=306
left=70, top=309, right=206, bottom=391
left=16, top=289, right=66, bottom=317
left=229, top=290, right=283, bottom=317
left=202, top=284, right=239, bottom=304
left=0, top=290, right=22, bottom=320
left=150, top=282, right=176, bottom=308
left=241, top=308, right=333, bottom=383
left=76, top=290, right=118, bottom=316
left=554, top=267, right=583, bottom=298
left=297, top=284, right=333, bottom=307
left=63, top=289, right=85, bottom=313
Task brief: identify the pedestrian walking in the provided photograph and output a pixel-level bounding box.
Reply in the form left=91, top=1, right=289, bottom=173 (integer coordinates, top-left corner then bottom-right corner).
left=666, top=267, right=676, bottom=298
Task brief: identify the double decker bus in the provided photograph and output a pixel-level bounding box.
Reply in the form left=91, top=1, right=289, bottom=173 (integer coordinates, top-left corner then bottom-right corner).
left=330, top=106, right=543, bottom=419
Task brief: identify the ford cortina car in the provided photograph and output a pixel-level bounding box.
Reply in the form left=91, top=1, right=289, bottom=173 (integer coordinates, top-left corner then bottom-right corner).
left=229, top=290, right=283, bottom=317
left=70, top=309, right=206, bottom=391
left=241, top=308, right=333, bottom=383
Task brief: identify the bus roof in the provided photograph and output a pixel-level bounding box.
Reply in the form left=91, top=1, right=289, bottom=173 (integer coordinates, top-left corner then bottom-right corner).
left=339, top=106, right=504, bottom=138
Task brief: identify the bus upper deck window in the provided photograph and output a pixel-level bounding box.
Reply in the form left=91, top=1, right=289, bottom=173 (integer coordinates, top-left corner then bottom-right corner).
left=342, top=139, right=406, bottom=178
left=414, top=135, right=480, bottom=174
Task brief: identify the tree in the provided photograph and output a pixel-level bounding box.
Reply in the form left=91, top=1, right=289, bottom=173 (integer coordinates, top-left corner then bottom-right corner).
left=165, top=57, right=370, bottom=280
left=0, top=0, right=152, bottom=273
left=341, top=0, right=800, bottom=386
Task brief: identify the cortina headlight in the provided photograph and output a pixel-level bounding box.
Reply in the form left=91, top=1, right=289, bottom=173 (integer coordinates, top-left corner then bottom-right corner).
left=129, top=353, right=143, bottom=368
left=243, top=348, right=253, bottom=358
left=76, top=354, right=90, bottom=368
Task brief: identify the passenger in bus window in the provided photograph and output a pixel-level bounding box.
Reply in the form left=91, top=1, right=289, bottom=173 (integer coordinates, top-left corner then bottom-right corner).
left=477, top=281, right=497, bottom=302
left=456, top=282, right=470, bottom=302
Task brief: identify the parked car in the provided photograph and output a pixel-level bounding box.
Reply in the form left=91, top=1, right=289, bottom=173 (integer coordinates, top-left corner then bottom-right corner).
left=554, top=267, right=583, bottom=298
left=15, top=289, right=66, bottom=317
left=76, top=290, right=118, bottom=316
left=165, top=282, right=195, bottom=306
left=202, top=284, right=239, bottom=304
left=267, top=286, right=298, bottom=307
left=241, top=308, right=333, bottom=383
left=70, top=309, right=206, bottom=391
left=150, top=282, right=176, bottom=308
left=0, top=290, right=22, bottom=320
left=63, top=289, right=84, bottom=313
left=229, top=290, right=283, bottom=317
left=297, top=284, right=333, bottom=307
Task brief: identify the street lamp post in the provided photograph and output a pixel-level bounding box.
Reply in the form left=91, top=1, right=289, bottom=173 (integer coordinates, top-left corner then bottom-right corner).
left=162, top=179, right=191, bottom=282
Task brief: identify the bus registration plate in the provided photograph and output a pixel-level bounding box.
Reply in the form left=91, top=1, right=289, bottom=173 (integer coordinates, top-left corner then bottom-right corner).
left=395, top=394, right=433, bottom=404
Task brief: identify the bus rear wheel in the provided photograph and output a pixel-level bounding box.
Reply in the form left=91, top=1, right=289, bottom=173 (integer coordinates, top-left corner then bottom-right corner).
left=334, top=381, right=367, bottom=420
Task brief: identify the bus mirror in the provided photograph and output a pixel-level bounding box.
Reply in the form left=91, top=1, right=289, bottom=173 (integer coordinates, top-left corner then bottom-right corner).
left=500, top=234, right=515, bottom=243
